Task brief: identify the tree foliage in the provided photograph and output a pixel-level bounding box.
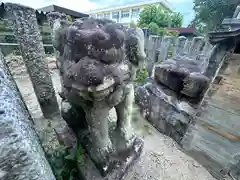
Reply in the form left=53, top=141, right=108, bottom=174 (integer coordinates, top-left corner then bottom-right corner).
left=67, top=15, right=73, bottom=22
left=146, top=23, right=179, bottom=36
left=138, top=5, right=183, bottom=29
left=147, top=22, right=159, bottom=34
left=130, top=20, right=137, bottom=28
left=191, top=0, right=239, bottom=32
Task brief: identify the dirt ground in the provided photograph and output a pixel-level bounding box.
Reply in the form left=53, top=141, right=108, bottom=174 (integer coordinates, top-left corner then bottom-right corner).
left=7, top=55, right=216, bottom=180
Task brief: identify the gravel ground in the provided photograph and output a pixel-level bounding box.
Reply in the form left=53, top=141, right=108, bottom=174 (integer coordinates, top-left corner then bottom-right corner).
left=8, top=55, right=216, bottom=180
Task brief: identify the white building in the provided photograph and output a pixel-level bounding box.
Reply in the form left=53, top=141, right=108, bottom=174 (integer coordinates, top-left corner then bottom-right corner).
left=85, top=0, right=174, bottom=27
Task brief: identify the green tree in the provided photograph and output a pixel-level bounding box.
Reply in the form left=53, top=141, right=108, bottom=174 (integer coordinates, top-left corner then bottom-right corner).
left=67, top=15, right=73, bottom=22
left=130, top=21, right=137, bottom=28
left=192, top=0, right=239, bottom=31
left=138, top=5, right=183, bottom=28
left=148, top=22, right=159, bottom=34
left=170, top=12, right=183, bottom=28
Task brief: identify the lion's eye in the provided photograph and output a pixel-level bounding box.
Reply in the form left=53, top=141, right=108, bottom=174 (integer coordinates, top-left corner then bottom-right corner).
left=68, top=74, right=75, bottom=80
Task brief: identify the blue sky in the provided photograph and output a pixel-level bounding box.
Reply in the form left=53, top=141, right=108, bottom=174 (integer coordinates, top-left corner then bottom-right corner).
left=2, top=0, right=194, bottom=26
left=171, top=0, right=194, bottom=26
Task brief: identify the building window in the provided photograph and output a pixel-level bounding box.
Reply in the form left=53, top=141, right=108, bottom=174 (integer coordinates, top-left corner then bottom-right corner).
left=131, top=8, right=140, bottom=18
left=112, top=12, right=119, bottom=19
left=97, top=14, right=104, bottom=18
left=104, top=13, right=110, bottom=19
left=121, top=10, right=130, bottom=18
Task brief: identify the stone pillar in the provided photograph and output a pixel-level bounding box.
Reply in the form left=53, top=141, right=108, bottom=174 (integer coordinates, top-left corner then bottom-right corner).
left=129, top=8, right=132, bottom=22
left=147, top=36, right=173, bottom=78
left=197, top=42, right=213, bottom=73
left=188, top=36, right=205, bottom=60
left=46, top=12, right=70, bottom=99
left=110, top=12, right=113, bottom=19
left=202, top=41, right=213, bottom=56
left=233, top=5, right=240, bottom=18
left=183, top=39, right=192, bottom=54
left=147, top=35, right=162, bottom=76
left=46, top=12, right=67, bottom=70
left=4, top=3, right=59, bottom=118
left=46, top=12, right=67, bottom=30
left=157, top=36, right=174, bottom=63
left=173, top=36, right=187, bottom=56
left=46, top=12, right=68, bottom=55
left=119, top=10, right=122, bottom=23
left=142, top=28, right=151, bottom=52
left=204, top=44, right=230, bottom=79
left=0, top=50, right=56, bottom=180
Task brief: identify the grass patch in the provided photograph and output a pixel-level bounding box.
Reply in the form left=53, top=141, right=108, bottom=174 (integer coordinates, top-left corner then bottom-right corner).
left=46, top=143, right=85, bottom=180
left=134, top=66, right=149, bottom=85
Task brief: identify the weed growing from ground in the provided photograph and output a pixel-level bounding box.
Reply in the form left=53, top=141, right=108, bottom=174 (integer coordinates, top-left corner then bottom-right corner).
left=46, top=142, right=85, bottom=180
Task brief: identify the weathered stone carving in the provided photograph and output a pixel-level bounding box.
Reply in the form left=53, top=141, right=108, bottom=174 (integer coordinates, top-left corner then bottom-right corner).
left=154, top=57, right=210, bottom=100
left=49, top=14, right=145, bottom=178
left=0, top=50, right=55, bottom=180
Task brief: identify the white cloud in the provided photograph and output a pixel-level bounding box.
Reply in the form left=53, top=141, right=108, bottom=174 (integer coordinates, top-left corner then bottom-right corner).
left=2, top=0, right=100, bottom=12
left=168, top=0, right=192, bottom=2
left=57, top=0, right=100, bottom=12
left=2, top=0, right=193, bottom=26
left=2, top=0, right=192, bottom=11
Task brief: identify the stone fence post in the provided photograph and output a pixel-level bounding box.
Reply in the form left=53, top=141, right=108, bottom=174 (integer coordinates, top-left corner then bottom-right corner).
left=4, top=3, right=59, bottom=118
left=188, top=37, right=205, bottom=60
left=173, top=36, right=187, bottom=56
left=0, top=50, right=55, bottom=180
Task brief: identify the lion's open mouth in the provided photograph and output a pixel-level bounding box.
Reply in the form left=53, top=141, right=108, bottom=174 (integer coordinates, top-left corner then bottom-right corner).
left=70, top=77, right=115, bottom=101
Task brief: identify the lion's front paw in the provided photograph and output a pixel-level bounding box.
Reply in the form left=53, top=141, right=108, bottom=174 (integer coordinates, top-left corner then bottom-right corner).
left=113, top=126, right=136, bottom=151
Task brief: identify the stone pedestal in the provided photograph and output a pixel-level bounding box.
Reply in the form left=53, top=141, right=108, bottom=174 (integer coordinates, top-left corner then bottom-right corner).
left=61, top=103, right=144, bottom=179
left=77, top=137, right=143, bottom=180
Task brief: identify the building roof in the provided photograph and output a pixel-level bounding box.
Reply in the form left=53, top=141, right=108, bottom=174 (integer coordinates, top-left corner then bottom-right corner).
left=86, top=0, right=174, bottom=14
left=37, top=5, right=89, bottom=18
left=168, top=27, right=196, bottom=34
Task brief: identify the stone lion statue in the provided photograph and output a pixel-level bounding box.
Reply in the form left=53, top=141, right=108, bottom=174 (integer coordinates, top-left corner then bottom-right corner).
left=49, top=14, right=145, bottom=175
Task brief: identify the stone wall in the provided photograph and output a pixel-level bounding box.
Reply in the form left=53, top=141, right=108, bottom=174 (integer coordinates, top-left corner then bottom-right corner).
left=135, top=31, right=240, bottom=179
left=182, top=53, right=240, bottom=179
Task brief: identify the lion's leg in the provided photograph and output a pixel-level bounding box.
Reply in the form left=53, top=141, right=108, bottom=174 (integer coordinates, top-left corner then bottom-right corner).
left=84, top=103, right=113, bottom=162
left=61, top=100, right=87, bottom=133
left=114, top=84, right=135, bottom=149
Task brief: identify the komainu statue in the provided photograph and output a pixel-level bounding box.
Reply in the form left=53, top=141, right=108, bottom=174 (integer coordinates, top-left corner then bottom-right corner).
left=50, top=14, right=145, bottom=177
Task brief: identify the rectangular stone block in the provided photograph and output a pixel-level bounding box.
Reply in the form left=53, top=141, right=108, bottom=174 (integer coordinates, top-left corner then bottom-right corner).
left=154, top=58, right=210, bottom=100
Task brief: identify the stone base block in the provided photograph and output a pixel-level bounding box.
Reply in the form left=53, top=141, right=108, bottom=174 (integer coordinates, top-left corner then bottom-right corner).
left=77, top=137, right=144, bottom=180
left=135, top=82, right=193, bottom=143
